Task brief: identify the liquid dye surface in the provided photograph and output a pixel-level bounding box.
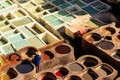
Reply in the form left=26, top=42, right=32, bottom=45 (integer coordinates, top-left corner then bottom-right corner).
left=3, top=43, right=15, bottom=54
left=97, top=41, right=114, bottom=50
left=23, top=2, right=35, bottom=9
left=55, top=45, right=71, bottom=54
left=70, top=0, right=85, bottom=7
left=63, top=15, right=75, bottom=22
left=44, top=15, right=57, bottom=22
left=69, top=63, right=83, bottom=71
left=8, top=34, right=25, bottom=42
left=83, top=6, right=98, bottom=15
left=51, top=19, right=63, bottom=26
left=54, top=10, right=69, bottom=18
left=34, top=0, right=45, bottom=4
left=52, top=0, right=65, bottom=6
left=18, top=27, right=34, bottom=38
left=16, top=63, right=34, bottom=74
left=2, top=1, right=11, bottom=7
left=42, top=53, right=50, bottom=60
left=13, top=40, right=29, bottom=50
left=59, top=3, right=71, bottom=9
left=27, top=36, right=45, bottom=48
left=12, top=17, right=33, bottom=26
left=14, top=11, right=25, bottom=17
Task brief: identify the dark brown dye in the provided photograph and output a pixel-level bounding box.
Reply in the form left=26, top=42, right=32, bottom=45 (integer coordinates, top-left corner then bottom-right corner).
left=115, top=21, right=120, bottom=28
left=91, top=33, right=101, bottom=41
left=42, top=51, right=54, bottom=60
left=113, top=49, right=120, bottom=59
left=26, top=47, right=37, bottom=57
left=82, top=69, right=98, bottom=80
left=105, top=36, right=112, bottom=40
left=88, top=69, right=98, bottom=79
left=56, top=67, right=69, bottom=77
left=117, top=35, right=120, bottom=40
left=16, top=62, right=33, bottom=74
left=7, top=68, right=18, bottom=79
left=101, top=65, right=112, bottom=75
left=69, top=63, right=84, bottom=71
left=42, top=72, right=56, bottom=80
left=83, top=57, right=98, bottom=67
left=55, top=45, right=71, bottom=54
left=105, top=27, right=116, bottom=34
left=69, top=75, right=82, bottom=80
left=98, top=41, right=114, bottom=50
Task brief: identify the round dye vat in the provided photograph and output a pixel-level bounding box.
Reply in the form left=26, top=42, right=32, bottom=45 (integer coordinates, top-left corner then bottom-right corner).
left=42, top=72, right=56, bottom=80
left=9, top=53, right=21, bottom=64
left=83, top=57, right=98, bottom=67
left=98, top=41, right=114, bottom=50
left=55, top=67, right=69, bottom=77
left=69, top=63, right=83, bottom=71
left=55, top=45, right=71, bottom=54
left=105, top=27, right=116, bottom=35
left=42, top=51, right=54, bottom=60
left=7, top=68, right=18, bottom=79
left=91, top=33, right=101, bottom=41
left=16, top=63, right=34, bottom=74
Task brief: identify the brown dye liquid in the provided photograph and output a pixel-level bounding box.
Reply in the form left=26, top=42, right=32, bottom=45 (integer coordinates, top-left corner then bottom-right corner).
left=42, top=72, right=56, bottom=80
left=69, top=63, right=83, bottom=71
left=55, top=45, right=71, bottom=54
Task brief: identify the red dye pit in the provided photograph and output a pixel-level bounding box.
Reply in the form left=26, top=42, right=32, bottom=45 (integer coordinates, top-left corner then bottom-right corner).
left=55, top=71, right=62, bottom=77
